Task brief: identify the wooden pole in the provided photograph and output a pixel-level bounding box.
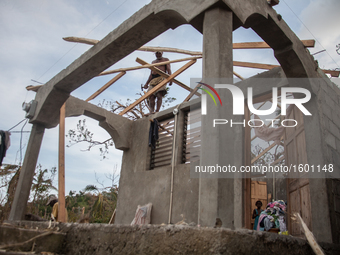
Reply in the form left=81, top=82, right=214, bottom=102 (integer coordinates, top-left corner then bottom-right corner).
left=86, top=71, right=126, bottom=102
left=136, top=57, right=201, bottom=96
left=233, top=61, right=280, bottom=70
left=119, top=59, right=197, bottom=116
left=58, top=103, right=66, bottom=222
left=233, top=71, right=244, bottom=80
left=63, top=36, right=315, bottom=50
left=183, top=82, right=202, bottom=102
left=98, top=56, right=201, bottom=76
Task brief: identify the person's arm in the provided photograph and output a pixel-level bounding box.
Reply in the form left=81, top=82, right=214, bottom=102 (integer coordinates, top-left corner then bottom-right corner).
left=144, top=72, right=153, bottom=89
left=252, top=209, right=257, bottom=219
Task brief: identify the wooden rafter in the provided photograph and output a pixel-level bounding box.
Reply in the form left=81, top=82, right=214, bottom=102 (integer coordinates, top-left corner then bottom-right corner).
left=63, top=36, right=315, bottom=50
left=183, top=82, right=202, bottom=102
left=234, top=61, right=339, bottom=77
left=233, top=40, right=315, bottom=49
left=98, top=56, right=201, bottom=76
left=86, top=71, right=126, bottom=102
left=119, top=59, right=197, bottom=116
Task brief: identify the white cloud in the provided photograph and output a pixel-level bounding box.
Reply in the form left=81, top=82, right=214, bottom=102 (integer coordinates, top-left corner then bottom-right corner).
left=296, top=0, right=340, bottom=69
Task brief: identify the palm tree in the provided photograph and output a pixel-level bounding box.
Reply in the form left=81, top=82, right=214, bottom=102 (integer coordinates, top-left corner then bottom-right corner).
left=31, top=165, right=57, bottom=215
left=83, top=184, right=118, bottom=223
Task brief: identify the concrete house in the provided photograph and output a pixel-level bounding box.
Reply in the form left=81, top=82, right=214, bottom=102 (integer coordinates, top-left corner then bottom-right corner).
left=8, top=0, right=340, bottom=245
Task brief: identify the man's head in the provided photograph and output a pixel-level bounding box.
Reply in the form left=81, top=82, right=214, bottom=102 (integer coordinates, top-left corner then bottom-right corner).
left=46, top=195, right=58, bottom=206
left=155, top=51, right=163, bottom=59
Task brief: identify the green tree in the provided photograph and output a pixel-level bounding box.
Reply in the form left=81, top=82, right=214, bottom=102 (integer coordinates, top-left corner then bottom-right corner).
left=83, top=184, right=118, bottom=223
left=29, top=164, right=57, bottom=216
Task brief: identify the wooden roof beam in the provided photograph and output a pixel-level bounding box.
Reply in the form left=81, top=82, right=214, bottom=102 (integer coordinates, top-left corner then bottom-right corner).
left=119, top=59, right=197, bottom=116
left=63, top=37, right=315, bottom=51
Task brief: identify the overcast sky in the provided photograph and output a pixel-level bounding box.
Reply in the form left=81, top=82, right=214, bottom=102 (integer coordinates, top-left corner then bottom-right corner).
left=1, top=0, right=339, bottom=197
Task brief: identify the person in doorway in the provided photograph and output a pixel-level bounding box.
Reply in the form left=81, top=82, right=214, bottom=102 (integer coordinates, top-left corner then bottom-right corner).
left=252, top=200, right=263, bottom=230
left=143, top=51, right=172, bottom=114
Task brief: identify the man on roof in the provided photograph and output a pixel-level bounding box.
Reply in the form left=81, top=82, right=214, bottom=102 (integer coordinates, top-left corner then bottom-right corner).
left=143, top=51, right=172, bottom=114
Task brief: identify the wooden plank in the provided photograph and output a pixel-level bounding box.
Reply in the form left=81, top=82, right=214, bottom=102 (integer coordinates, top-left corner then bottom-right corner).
left=152, top=150, right=172, bottom=158
left=100, top=57, right=199, bottom=76
left=119, top=59, right=197, bottom=115
left=290, top=189, right=302, bottom=236
left=154, top=147, right=173, bottom=155
left=153, top=151, right=173, bottom=160
left=153, top=157, right=172, bottom=165
left=251, top=140, right=279, bottom=164
left=270, top=155, right=285, bottom=166
left=63, top=36, right=315, bottom=50
left=234, top=61, right=279, bottom=70
left=233, top=61, right=339, bottom=77
left=233, top=40, right=315, bottom=49
left=136, top=58, right=201, bottom=96
left=158, top=136, right=173, bottom=143
left=183, top=82, right=202, bottom=102
left=156, top=141, right=173, bottom=150
left=26, top=85, right=43, bottom=92
left=152, top=161, right=172, bottom=168
left=300, top=185, right=312, bottom=230
left=233, top=71, right=244, bottom=80
left=63, top=36, right=99, bottom=45
left=86, top=72, right=126, bottom=102
left=58, top=103, right=66, bottom=223
left=323, top=69, right=340, bottom=77
left=160, top=121, right=175, bottom=128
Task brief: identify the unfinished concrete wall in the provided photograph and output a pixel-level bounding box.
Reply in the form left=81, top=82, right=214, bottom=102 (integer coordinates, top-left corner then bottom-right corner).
left=115, top=101, right=200, bottom=225
left=310, top=72, right=340, bottom=243
left=2, top=222, right=340, bottom=255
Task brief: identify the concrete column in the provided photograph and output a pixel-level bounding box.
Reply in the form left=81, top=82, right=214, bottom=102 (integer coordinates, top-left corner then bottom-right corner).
left=8, top=124, right=45, bottom=221
left=198, top=7, right=243, bottom=228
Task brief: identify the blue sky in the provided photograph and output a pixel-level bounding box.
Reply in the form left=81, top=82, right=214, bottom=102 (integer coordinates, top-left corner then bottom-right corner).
left=1, top=0, right=340, bottom=197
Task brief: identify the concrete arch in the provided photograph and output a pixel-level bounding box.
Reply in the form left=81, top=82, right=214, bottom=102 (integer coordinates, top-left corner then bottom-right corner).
left=65, top=96, right=132, bottom=151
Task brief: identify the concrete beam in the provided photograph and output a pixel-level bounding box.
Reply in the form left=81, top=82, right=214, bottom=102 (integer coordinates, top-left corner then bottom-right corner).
left=8, top=124, right=45, bottom=221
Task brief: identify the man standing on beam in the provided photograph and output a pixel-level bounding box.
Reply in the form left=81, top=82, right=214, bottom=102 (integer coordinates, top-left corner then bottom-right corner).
left=143, top=51, right=172, bottom=114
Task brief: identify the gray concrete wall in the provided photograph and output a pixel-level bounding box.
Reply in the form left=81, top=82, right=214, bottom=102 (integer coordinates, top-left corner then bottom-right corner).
left=309, top=72, right=340, bottom=243
left=3, top=222, right=340, bottom=255
left=115, top=101, right=200, bottom=225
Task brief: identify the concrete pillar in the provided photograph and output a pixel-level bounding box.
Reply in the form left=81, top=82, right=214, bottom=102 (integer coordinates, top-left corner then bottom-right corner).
left=8, top=124, right=45, bottom=221
left=198, top=7, right=243, bottom=228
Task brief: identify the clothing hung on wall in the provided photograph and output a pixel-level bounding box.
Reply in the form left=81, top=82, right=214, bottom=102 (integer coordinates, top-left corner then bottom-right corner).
left=0, top=131, right=11, bottom=166
left=148, top=119, right=159, bottom=149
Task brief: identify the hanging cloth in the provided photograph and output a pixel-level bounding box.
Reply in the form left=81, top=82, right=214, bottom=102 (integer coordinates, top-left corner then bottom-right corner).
left=0, top=131, right=11, bottom=166
left=148, top=119, right=159, bottom=149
